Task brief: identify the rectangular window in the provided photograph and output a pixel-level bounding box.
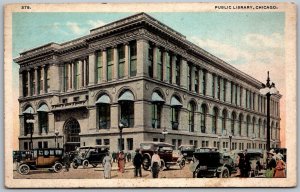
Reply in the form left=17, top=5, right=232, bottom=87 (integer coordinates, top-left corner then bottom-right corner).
left=217, top=77, right=221, bottom=100
left=195, top=69, right=199, bottom=93
left=63, top=64, right=69, bottom=92
left=194, top=140, right=198, bottom=148
left=45, top=66, right=49, bottom=93
left=24, top=142, right=28, bottom=150
left=43, top=141, right=48, bottom=148
left=175, top=56, right=181, bottom=85
left=148, top=43, right=154, bottom=78
left=231, top=82, right=234, bottom=104
left=240, top=87, right=243, bottom=107
left=157, top=48, right=163, bottom=81
left=223, top=79, right=226, bottom=102
left=118, top=139, right=125, bottom=150
left=205, top=141, right=209, bottom=147
left=235, top=84, right=238, bottom=105
left=202, top=70, right=206, bottom=95
left=166, top=52, right=172, bottom=83
left=172, top=139, right=176, bottom=148
left=96, top=51, right=103, bottom=82
left=152, top=104, right=161, bottom=128
left=96, top=139, right=102, bottom=145
left=127, top=138, right=133, bottom=151
left=118, top=44, right=125, bottom=78
left=189, top=140, right=193, bottom=145
left=129, top=41, right=137, bottom=77
left=153, top=138, right=158, bottom=142
left=23, top=72, right=28, bottom=96
left=75, top=61, right=80, bottom=90
left=212, top=75, right=215, bottom=98
left=38, top=142, right=43, bottom=149
left=104, top=139, right=110, bottom=145
left=37, top=68, right=43, bottom=94
left=202, top=141, right=205, bottom=147
left=178, top=139, right=182, bottom=148
left=107, top=48, right=114, bottom=81
left=188, top=64, right=192, bottom=91
left=30, top=70, right=35, bottom=96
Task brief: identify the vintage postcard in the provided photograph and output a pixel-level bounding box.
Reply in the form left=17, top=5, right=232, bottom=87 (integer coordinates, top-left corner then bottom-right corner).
left=4, top=2, right=296, bottom=188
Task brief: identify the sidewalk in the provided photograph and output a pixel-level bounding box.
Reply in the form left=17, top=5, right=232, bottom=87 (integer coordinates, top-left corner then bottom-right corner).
left=94, top=161, right=135, bottom=171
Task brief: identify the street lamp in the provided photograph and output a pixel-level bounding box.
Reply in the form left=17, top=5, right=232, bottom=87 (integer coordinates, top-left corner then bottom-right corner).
left=118, top=119, right=127, bottom=151
left=26, top=119, right=36, bottom=150
left=162, top=128, right=168, bottom=142
left=54, top=129, right=59, bottom=148
left=259, top=71, right=278, bottom=151
left=228, top=134, right=233, bottom=151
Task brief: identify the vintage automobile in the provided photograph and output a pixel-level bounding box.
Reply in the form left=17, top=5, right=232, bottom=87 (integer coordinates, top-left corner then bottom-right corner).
left=17, top=148, right=64, bottom=175
left=13, top=150, right=33, bottom=163
left=191, top=150, right=235, bottom=178
left=178, top=145, right=195, bottom=163
left=72, top=145, right=109, bottom=169
left=238, top=149, right=266, bottom=177
left=140, top=142, right=185, bottom=171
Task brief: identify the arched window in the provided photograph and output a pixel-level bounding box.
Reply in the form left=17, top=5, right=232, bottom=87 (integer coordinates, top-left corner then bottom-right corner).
left=252, top=117, right=256, bottom=135
left=200, top=104, right=207, bottom=133
left=118, top=90, right=135, bottom=128
left=222, top=109, right=227, bottom=133
left=151, top=91, right=165, bottom=128
left=212, top=107, right=218, bottom=134
left=37, top=103, right=49, bottom=134
left=238, top=114, right=243, bottom=136
left=246, top=115, right=251, bottom=137
left=64, top=118, right=80, bottom=152
left=258, top=119, right=262, bottom=138
left=231, top=112, right=236, bottom=136
left=95, top=94, right=111, bottom=129
left=22, top=106, right=34, bottom=136
left=188, top=101, right=196, bottom=132
left=170, top=95, right=182, bottom=130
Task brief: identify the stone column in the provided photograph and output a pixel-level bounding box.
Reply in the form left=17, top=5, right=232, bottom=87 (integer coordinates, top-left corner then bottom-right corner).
left=134, top=101, right=145, bottom=129
left=241, top=87, right=246, bottom=108
left=48, top=112, right=55, bottom=134
left=110, top=104, right=119, bottom=129
left=102, top=49, right=107, bottom=83
left=206, top=72, right=213, bottom=97
left=144, top=102, right=152, bottom=129
left=225, top=80, right=231, bottom=103
left=206, top=108, right=213, bottom=134
left=180, top=58, right=187, bottom=89
left=124, top=43, right=129, bottom=78
left=19, top=72, right=23, bottom=97
left=72, top=62, right=76, bottom=90
left=137, top=39, right=149, bottom=77
left=88, top=53, right=95, bottom=86
left=67, top=63, right=72, bottom=90
left=34, top=67, right=38, bottom=95
left=48, top=64, right=60, bottom=93
left=78, top=60, right=83, bottom=89
left=162, top=50, right=168, bottom=82
left=88, top=108, right=97, bottom=131
left=113, top=47, right=118, bottom=80
left=152, top=46, right=158, bottom=79
left=83, top=59, right=87, bottom=87
left=191, top=65, right=195, bottom=92
left=199, top=69, right=203, bottom=94
left=27, top=70, right=31, bottom=96
left=171, top=55, right=176, bottom=85
left=236, top=85, right=240, bottom=106
left=41, top=66, right=45, bottom=94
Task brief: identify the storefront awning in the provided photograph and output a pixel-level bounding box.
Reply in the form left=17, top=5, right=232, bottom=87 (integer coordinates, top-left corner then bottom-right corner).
left=118, top=91, right=134, bottom=101
left=37, top=104, right=49, bottom=112
left=23, top=106, right=34, bottom=114
left=151, top=92, right=165, bottom=103
left=170, top=97, right=182, bottom=107
left=95, top=94, right=111, bottom=104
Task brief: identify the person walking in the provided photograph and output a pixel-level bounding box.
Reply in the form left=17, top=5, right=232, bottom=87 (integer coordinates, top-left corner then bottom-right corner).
left=118, top=151, right=125, bottom=173
left=103, top=152, right=112, bottom=179
left=238, top=149, right=250, bottom=177
left=151, top=150, right=161, bottom=178
left=265, top=150, right=277, bottom=178
left=274, top=153, right=286, bottom=178
left=63, top=152, right=70, bottom=172
left=133, top=148, right=143, bottom=177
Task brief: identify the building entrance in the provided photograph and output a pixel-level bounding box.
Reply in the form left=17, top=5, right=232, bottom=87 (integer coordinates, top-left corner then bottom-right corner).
left=63, top=118, right=80, bottom=152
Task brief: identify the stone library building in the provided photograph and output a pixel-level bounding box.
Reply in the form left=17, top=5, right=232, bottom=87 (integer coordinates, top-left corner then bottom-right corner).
left=15, top=13, right=281, bottom=153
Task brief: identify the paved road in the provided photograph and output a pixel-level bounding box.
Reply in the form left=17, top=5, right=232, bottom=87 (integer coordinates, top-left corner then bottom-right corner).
left=13, top=161, right=193, bottom=179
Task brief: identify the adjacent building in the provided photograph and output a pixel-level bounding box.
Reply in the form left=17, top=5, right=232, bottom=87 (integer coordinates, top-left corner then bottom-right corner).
left=15, top=13, right=281, bottom=152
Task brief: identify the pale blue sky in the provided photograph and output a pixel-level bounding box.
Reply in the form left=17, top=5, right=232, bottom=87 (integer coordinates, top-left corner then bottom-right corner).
left=12, top=12, right=285, bottom=91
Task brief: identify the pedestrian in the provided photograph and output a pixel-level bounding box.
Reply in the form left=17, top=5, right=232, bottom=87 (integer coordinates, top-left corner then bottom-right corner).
left=127, top=152, right=132, bottom=162
left=118, top=151, right=125, bottom=173
left=151, top=150, right=161, bottom=178
left=133, top=148, right=143, bottom=177
left=274, top=153, right=286, bottom=178
left=265, top=150, right=277, bottom=178
left=238, top=149, right=250, bottom=177
left=103, top=152, right=112, bottom=179
left=112, top=151, right=116, bottom=163
left=63, top=152, right=70, bottom=172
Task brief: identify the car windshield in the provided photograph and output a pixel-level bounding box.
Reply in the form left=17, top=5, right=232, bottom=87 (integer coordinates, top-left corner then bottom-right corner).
left=140, top=143, right=153, bottom=150
left=181, top=146, right=194, bottom=150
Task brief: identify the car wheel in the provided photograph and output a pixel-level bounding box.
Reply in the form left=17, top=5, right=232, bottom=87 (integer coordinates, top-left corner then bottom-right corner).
left=82, top=160, right=89, bottom=169
left=92, top=163, right=98, bottom=168
left=72, top=162, right=78, bottom=169
left=53, top=162, right=63, bottom=173
left=219, top=167, right=229, bottom=178
left=142, top=155, right=151, bottom=170
left=18, top=164, right=30, bottom=175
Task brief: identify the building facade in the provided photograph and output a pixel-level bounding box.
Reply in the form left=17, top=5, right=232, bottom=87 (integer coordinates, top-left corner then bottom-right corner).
left=15, top=13, right=281, bottom=152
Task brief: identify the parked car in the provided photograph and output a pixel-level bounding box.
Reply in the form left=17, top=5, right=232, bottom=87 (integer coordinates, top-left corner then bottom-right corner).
left=140, top=141, right=185, bottom=171
left=191, top=150, right=235, bottom=178
left=72, top=145, right=109, bottom=169
left=238, top=149, right=266, bottom=177
left=178, top=145, right=195, bottom=162
left=13, top=150, right=33, bottom=163
left=17, top=148, right=64, bottom=175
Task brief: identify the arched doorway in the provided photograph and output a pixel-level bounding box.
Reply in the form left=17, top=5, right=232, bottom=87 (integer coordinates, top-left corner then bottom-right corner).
left=64, top=118, right=80, bottom=152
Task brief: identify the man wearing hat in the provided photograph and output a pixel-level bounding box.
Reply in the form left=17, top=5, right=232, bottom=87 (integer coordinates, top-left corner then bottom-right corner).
left=133, top=148, right=143, bottom=177
left=265, top=150, right=277, bottom=178
left=238, top=149, right=251, bottom=177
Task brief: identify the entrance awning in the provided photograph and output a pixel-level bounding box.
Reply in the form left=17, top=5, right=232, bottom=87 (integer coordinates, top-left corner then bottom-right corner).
left=23, top=106, right=34, bottom=114
left=37, top=104, right=49, bottom=112
left=95, top=94, right=111, bottom=104
left=151, top=92, right=165, bottom=103
left=170, top=97, right=182, bottom=107
left=118, top=91, right=134, bottom=101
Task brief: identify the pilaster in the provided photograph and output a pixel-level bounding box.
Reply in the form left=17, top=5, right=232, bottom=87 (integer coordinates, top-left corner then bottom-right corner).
left=88, top=53, right=95, bottom=86
left=180, top=58, right=187, bottom=89
left=137, top=39, right=149, bottom=77
left=102, top=49, right=107, bottom=82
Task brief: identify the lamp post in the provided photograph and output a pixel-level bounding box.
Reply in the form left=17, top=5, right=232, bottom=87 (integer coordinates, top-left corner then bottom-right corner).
left=162, top=128, right=168, bottom=142
left=118, top=119, right=127, bottom=151
left=229, top=134, right=233, bottom=151
left=54, top=129, right=59, bottom=148
left=259, top=71, right=278, bottom=151
left=26, top=119, right=36, bottom=150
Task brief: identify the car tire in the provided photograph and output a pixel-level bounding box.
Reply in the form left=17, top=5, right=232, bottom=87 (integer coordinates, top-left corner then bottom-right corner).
left=18, top=164, right=30, bottom=175
left=72, top=162, right=78, bottom=169
left=53, top=162, right=63, bottom=173
left=92, top=163, right=98, bottom=168
left=219, top=167, right=229, bottom=178
left=82, top=160, right=89, bottom=169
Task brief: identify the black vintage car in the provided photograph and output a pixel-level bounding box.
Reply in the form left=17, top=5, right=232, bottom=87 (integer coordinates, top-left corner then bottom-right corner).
left=178, top=145, right=195, bottom=162
left=17, top=148, right=64, bottom=175
left=72, top=145, right=109, bottom=169
left=191, top=150, right=235, bottom=178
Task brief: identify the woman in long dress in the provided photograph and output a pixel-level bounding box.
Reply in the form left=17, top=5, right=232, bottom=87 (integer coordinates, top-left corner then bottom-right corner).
left=274, top=153, right=286, bottom=178
left=103, top=153, right=112, bottom=179
left=118, top=151, right=125, bottom=173
left=151, top=150, right=161, bottom=178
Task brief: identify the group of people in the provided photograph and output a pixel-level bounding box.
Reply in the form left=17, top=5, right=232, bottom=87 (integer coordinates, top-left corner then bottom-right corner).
left=238, top=149, right=286, bottom=178
left=102, top=150, right=126, bottom=179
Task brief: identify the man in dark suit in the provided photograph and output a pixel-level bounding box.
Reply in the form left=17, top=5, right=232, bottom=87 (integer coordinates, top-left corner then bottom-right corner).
left=238, top=149, right=251, bottom=177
